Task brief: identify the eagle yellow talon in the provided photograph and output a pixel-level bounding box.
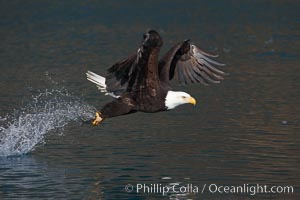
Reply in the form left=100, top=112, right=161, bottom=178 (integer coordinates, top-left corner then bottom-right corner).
left=92, top=111, right=104, bottom=126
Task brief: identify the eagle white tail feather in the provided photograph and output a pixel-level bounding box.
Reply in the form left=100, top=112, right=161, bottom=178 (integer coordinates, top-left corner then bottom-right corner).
left=86, top=71, right=119, bottom=98
left=86, top=71, right=106, bottom=91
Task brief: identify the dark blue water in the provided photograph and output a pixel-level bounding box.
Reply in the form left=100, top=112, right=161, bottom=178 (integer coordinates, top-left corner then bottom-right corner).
left=0, top=1, right=299, bottom=199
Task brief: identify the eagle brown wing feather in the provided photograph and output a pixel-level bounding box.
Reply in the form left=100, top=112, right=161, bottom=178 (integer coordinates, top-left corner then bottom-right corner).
left=159, top=40, right=226, bottom=85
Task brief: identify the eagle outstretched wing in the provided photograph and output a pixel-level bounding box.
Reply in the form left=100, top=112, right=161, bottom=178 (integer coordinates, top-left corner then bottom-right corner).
left=87, top=43, right=161, bottom=98
left=105, top=54, right=138, bottom=97
left=158, top=40, right=226, bottom=85
left=86, top=54, right=137, bottom=98
left=86, top=54, right=138, bottom=98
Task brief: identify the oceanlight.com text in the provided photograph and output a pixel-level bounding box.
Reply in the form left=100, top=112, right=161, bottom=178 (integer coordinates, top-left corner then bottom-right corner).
left=124, top=183, right=294, bottom=196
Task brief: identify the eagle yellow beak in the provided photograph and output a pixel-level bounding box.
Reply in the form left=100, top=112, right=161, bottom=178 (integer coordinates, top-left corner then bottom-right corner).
left=188, top=97, right=196, bottom=105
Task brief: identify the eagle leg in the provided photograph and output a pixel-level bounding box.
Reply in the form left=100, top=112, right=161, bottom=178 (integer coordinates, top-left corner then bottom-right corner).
left=92, top=111, right=105, bottom=126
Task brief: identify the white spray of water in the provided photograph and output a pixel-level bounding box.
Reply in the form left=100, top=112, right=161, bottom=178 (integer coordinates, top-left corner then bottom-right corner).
left=0, top=89, right=96, bottom=156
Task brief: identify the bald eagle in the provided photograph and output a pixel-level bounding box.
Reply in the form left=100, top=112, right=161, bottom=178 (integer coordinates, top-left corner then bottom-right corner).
left=86, top=30, right=226, bottom=125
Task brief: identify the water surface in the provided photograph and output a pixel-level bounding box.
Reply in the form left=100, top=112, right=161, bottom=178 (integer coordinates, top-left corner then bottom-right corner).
left=0, top=0, right=299, bottom=199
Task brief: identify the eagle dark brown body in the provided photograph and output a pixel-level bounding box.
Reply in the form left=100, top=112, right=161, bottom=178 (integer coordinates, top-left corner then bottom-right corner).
left=86, top=30, right=226, bottom=125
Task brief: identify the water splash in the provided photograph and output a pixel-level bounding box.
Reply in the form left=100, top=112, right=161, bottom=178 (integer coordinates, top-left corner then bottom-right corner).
left=0, top=88, right=96, bottom=157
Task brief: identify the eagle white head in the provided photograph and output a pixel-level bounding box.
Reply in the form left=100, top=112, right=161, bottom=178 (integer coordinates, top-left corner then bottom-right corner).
left=165, top=91, right=196, bottom=110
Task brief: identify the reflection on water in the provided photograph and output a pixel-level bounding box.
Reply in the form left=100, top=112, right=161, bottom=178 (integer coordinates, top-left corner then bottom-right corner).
left=0, top=0, right=299, bottom=199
